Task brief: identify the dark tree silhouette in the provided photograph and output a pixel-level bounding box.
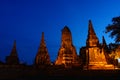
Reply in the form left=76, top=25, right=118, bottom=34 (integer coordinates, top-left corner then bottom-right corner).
left=108, top=43, right=119, bottom=51
left=105, top=16, right=120, bottom=43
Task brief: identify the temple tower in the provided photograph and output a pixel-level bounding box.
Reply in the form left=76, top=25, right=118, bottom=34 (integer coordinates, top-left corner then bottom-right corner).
left=102, top=36, right=108, bottom=50
left=86, top=20, right=108, bottom=69
left=86, top=20, right=99, bottom=47
left=102, top=36, right=112, bottom=64
left=55, top=26, right=79, bottom=67
left=6, top=40, right=19, bottom=64
left=35, top=32, right=51, bottom=65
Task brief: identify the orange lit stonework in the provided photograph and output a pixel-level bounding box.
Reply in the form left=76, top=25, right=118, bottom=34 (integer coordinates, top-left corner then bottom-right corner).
left=35, top=32, right=51, bottom=65
left=55, top=26, right=80, bottom=67
left=81, top=20, right=114, bottom=70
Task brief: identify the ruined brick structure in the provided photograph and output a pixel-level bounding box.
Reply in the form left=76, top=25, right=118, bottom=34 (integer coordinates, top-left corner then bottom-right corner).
left=35, top=32, right=51, bottom=65
left=80, top=20, right=114, bottom=69
left=55, top=26, right=80, bottom=67
left=6, top=40, right=19, bottom=64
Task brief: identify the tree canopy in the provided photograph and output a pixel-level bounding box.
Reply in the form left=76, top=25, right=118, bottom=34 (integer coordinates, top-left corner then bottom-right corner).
left=105, top=16, right=120, bottom=43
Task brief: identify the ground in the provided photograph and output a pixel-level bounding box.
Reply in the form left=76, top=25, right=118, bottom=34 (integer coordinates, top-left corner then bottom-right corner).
left=0, top=66, right=120, bottom=80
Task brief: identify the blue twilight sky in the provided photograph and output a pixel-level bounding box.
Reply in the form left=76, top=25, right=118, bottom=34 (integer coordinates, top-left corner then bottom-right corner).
left=0, top=0, right=120, bottom=65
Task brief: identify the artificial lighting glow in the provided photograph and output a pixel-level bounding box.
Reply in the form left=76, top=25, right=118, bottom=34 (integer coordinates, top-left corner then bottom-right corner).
left=118, top=58, right=120, bottom=63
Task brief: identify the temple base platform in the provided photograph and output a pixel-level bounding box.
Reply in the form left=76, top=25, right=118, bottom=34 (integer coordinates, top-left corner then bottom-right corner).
left=84, top=64, right=115, bottom=70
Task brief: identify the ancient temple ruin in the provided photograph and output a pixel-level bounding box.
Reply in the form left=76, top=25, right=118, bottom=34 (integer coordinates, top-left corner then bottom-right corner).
left=109, top=44, right=120, bottom=66
left=35, top=32, right=51, bottom=65
left=55, top=26, right=80, bottom=67
left=6, top=40, right=19, bottom=64
left=80, top=20, right=114, bottom=69
left=1, top=20, right=117, bottom=70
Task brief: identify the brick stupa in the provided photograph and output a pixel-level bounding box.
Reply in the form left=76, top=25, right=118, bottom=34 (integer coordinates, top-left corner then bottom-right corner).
left=55, top=26, right=80, bottom=67
left=81, top=20, right=114, bottom=69
left=35, top=32, right=51, bottom=65
left=6, top=40, right=19, bottom=64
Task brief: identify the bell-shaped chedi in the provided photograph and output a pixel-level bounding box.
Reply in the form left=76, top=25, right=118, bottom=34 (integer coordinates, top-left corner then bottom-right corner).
left=6, top=40, right=19, bottom=64
left=35, top=32, right=51, bottom=65
left=55, top=26, right=79, bottom=67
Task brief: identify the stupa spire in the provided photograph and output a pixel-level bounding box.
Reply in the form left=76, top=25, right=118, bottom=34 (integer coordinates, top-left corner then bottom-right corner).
left=10, top=40, right=17, bottom=56
left=102, top=36, right=107, bottom=47
left=102, top=36, right=109, bottom=53
left=86, top=20, right=99, bottom=47
left=35, top=32, right=51, bottom=65
left=6, top=40, right=19, bottom=64
left=39, top=32, right=46, bottom=48
left=88, top=20, right=96, bottom=35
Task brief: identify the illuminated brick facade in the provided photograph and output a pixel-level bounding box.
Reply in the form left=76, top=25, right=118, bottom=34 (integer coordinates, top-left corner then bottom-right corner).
left=35, top=32, right=51, bottom=65
left=55, top=26, right=80, bottom=67
left=80, top=20, right=114, bottom=69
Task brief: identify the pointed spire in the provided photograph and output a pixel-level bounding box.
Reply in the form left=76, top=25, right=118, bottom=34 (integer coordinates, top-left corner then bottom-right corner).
left=6, top=40, right=19, bottom=64
left=13, top=40, right=16, bottom=48
left=88, top=20, right=96, bottom=36
left=41, top=32, right=44, bottom=43
left=40, top=32, right=46, bottom=47
left=35, top=32, right=51, bottom=65
left=102, top=36, right=107, bottom=46
left=10, top=40, right=17, bottom=56
left=102, top=36, right=108, bottom=50
left=86, top=20, right=99, bottom=47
